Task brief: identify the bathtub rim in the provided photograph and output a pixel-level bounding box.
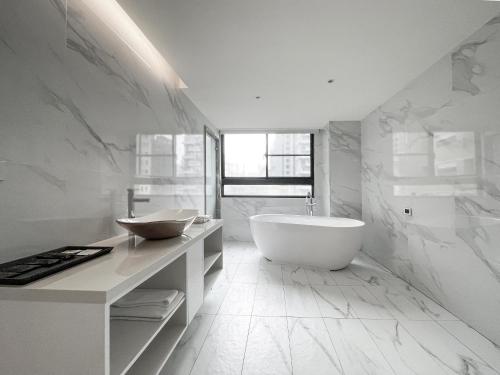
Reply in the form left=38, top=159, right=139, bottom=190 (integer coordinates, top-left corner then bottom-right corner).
left=249, top=214, right=365, bottom=228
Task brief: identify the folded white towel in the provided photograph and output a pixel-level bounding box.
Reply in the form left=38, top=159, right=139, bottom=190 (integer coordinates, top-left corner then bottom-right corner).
left=111, top=305, right=170, bottom=320
left=111, top=292, right=184, bottom=321
left=112, top=288, right=179, bottom=308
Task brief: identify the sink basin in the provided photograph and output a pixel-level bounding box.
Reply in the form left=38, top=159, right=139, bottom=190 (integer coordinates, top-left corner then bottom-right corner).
left=116, top=209, right=199, bottom=240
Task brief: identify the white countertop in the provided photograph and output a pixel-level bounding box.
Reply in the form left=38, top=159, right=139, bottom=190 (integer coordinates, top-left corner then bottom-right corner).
left=0, top=220, right=223, bottom=304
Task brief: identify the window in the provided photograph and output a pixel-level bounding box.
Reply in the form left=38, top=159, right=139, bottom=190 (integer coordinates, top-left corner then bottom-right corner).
left=222, top=133, right=314, bottom=197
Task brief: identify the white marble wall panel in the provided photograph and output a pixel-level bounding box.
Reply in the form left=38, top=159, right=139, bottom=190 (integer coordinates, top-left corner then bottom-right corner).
left=361, top=14, right=500, bottom=344
left=222, top=197, right=306, bottom=241
left=328, top=121, right=362, bottom=219
left=0, top=0, right=215, bottom=262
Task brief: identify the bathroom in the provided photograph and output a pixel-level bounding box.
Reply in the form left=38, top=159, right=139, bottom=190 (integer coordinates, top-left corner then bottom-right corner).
left=0, top=0, right=499, bottom=374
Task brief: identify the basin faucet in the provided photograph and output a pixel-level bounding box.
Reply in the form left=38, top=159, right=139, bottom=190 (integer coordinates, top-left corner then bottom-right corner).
left=127, top=188, right=150, bottom=218
left=305, top=191, right=317, bottom=216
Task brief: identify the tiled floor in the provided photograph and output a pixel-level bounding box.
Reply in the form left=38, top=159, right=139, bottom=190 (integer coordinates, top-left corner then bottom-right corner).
left=162, top=241, right=500, bottom=375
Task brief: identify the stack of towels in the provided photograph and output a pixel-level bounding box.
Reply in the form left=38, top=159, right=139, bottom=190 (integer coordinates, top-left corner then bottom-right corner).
left=110, top=288, right=184, bottom=322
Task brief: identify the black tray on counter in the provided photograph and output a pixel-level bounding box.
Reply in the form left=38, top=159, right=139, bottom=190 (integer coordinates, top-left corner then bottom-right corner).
left=0, top=246, right=113, bottom=285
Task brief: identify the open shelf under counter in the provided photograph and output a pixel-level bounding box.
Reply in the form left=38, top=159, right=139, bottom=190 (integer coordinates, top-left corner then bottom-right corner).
left=0, top=220, right=223, bottom=375
left=110, top=294, right=185, bottom=375
left=203, top=268, right=223, bottom=298
left=127, top=323, right=187, bottom=375
left=204, top=251, right=222, bottom=275
left=202, top=224, right=223, bottom=279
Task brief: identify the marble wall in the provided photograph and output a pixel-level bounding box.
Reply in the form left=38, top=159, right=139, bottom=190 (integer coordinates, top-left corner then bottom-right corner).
left=327, top=121, right=362, bottom=219
left=361, top=15, right=500, bottom=344
left=0, top=0, right=216, bottom=262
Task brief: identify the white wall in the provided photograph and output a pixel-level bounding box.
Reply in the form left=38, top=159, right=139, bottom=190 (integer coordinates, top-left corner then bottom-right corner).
left=361, top=14, right=500, bottom=344
left=327, top=122, right=362, bottom=219
left=0, top=1, right=215, bottom=262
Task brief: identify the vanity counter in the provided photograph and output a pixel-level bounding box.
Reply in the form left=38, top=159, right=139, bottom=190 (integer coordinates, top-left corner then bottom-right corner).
left=0, top=219, right=223, bottom=304
left=0, top=219, right=224, bottom=375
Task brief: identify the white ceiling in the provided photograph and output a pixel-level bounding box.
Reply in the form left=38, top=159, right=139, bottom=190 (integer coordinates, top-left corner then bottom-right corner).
left=118, top=0, right=500, bottom=129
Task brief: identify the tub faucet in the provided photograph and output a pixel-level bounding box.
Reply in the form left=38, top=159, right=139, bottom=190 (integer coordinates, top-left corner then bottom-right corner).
left=305, top=191, right=317, bottom=216
left=127, top=188, right=150, bottom=218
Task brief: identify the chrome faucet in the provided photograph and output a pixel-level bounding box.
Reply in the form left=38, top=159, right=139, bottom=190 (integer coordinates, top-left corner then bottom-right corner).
left=127, top=188, right=150, bottom=218
left=305, top=191, right=317, bottom=216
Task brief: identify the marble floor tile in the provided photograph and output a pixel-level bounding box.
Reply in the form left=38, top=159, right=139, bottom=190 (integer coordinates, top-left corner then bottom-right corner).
left=324, top=318, right=395, bottom=374
left=233, top=263, right=260, bottom=283
left=347, top=262, right=453, bottom=320
left=361, top=319, right=448, bottom=374
left=161, top=314, right=215, bottom=375
left=253, top=284, right=286, bottom=317
left=257, top=262, right=283, bottom=285
left=312, top=285, right=357, bottom=318
left=384, top=282, right=458, bottom=321
left=190, top=314, right=251, bottom=375
left=329, top=267, right=365, bottom=285
left=354, top=252, right=392, bottom=273
left=287, top=317, right=343, bottom=375
left=367, top=284, right=433, bottom=321
left=198, top=279, right=229, bottom=315
left=348, top=263, right=403, bottom=287
left=282, top=265, right=310, bottom=286
left=185, top=243, right=496, bottom=375
left=340, top=285, right=394, bottom=319
left=439, top=321, right=500, bottom=372
left=304, top=267, right=336, bottom=286
left=222, top=247, right=246, bottom=264
left=242, top=316, right=292, bottom=375
left=401, top=320, right=498, bottom=375
left=239, top=248, right=263, bottom=264
left=283, top=284, right=322, bottom=317
left=219, top=262, right=239, bottom=284
left=218, top=283, right=256, bottom=315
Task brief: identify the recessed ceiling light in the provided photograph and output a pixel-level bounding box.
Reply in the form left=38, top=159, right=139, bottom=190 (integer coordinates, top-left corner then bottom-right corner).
left=327, top=79, right=335, bottom=84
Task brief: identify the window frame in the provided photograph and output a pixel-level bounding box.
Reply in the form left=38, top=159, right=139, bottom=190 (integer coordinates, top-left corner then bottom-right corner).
left=221, top=132, right=314, bottom=198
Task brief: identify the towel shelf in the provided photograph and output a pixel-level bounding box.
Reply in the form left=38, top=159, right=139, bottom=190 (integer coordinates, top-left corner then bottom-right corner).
left=110, top=295, right=186, bottom=375
left=204, top=251, right=222, bottom=275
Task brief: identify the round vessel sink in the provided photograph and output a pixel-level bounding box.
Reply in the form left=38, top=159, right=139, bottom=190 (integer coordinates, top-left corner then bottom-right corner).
left=116, top=209, right=199, bottom=240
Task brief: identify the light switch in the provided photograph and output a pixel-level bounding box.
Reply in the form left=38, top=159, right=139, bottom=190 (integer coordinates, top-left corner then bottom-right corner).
left=403, top=208, right=413, bottom=216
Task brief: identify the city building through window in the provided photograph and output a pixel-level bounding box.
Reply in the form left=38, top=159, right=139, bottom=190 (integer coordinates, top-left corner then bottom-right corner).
left=221, top=133, right=314, bottom=197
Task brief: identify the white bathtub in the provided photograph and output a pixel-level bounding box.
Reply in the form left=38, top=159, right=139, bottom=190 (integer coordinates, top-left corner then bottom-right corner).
left=250, top=214, right=365, bottom=270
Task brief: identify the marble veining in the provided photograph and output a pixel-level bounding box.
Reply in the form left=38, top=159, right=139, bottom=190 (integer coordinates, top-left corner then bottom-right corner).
left=325, top=121, right=362, bottom=219
left=163, top=241, right=500, bottom=375
left=0, top=0, right=214, bottom=262
left=361, top=13, right=500, bottom=344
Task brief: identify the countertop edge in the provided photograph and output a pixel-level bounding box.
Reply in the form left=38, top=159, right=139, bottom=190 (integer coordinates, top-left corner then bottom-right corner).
left=0, top=220, right=223, bottom=304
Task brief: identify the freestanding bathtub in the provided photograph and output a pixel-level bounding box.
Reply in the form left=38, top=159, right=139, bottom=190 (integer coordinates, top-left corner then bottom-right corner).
left=250, top=214, right=365, bottom=270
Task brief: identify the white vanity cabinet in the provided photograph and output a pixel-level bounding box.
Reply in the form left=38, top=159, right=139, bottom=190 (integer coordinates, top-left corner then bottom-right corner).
left=0, top=220, right=223, bottom=375
left=186, top=239, right=204, bottom=322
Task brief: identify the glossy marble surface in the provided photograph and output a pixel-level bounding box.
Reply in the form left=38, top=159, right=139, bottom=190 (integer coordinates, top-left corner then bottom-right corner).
left=327, top=121, right=362, bottom=219
left=0, top=0, right=214, bottom=263
left=161, top=241, right=500, bottom=375
left=361, top=14, right=500, bottom=344
left=0, top=220, right=223, bottom=303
